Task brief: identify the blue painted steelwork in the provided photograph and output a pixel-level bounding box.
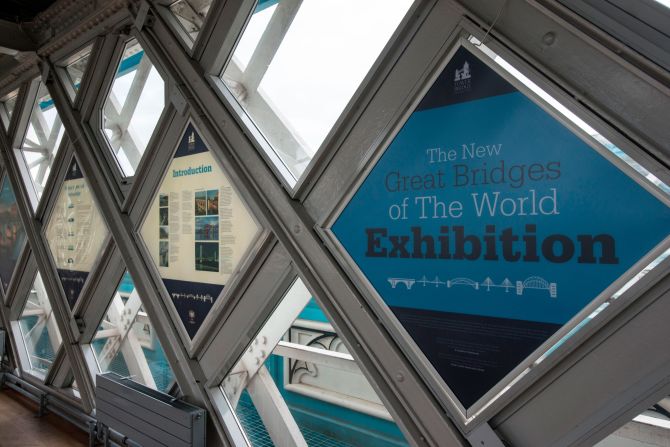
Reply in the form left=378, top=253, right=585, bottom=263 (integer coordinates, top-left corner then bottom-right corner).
left=116, top=51, right=145, bottom=78
left=242, top=354, right=408, bottom=446
left=118, top=272, right=135, bottom=296
left=297, top=298, right=330, bottom=323
left=255, top=0, right=280, bottom=14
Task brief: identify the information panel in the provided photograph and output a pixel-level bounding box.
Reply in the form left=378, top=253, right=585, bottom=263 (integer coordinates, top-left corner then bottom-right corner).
left=141, top=124, right=258, bottom=339
left=0, top=175, right=27, bottom=292
left=45, top=159, right=109, bottom=308
left=332, top=46, right=670, bottom=410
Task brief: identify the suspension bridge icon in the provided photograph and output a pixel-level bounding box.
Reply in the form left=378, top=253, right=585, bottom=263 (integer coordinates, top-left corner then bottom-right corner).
left=418, top=276, right=446, bottom=287
left=516, top=276, right=557, bottom=298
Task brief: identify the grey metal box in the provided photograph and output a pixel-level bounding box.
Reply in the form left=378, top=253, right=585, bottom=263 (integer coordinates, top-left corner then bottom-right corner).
left=0, top=329, right=5, bottom=361
left=96, top=373, right=205, bottom=447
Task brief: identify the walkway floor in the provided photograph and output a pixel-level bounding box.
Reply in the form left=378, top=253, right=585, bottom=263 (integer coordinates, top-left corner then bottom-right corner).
left=0, top=388, right=88, bottom=447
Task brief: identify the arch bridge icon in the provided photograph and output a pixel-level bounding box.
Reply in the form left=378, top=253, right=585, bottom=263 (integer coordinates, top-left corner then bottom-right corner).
left=516, top=276, right=557, bottom=298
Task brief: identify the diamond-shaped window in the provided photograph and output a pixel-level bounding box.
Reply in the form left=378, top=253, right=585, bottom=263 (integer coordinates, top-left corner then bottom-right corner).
left=91, top=271, right=176, bottom=392
left=45, top=158, right=109, bottom=309
left=102, top=38, right=166, bottom=177
left=16, top=272, right=62, bottom=379
left=220, top=278, right=409, bottom=446
left=0, top=175, right=28, bottom=294
left=17, top=80, right=65, bottom=201
left=140, top=123, right=260, bottom=339
left=330, top=42, right=670, bottom=413
left=169, top=0, right=213, bottom=47
left=0, top=88, right=19, bottom=130
left=221, top=0, right=415, bottom=184
left=63, top=44, right=93, bottom=97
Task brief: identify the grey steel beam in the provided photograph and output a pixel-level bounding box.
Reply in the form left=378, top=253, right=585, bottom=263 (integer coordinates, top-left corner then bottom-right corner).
left=492, top=257, right=670, bottom=446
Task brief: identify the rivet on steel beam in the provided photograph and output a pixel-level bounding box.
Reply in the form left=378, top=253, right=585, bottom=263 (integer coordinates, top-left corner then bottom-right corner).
left=542, top=32, right=556, bottom=46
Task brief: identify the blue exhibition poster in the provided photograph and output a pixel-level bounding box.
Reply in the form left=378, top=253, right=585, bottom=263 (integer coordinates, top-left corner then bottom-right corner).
left=332, top=46, right=670, bottom=409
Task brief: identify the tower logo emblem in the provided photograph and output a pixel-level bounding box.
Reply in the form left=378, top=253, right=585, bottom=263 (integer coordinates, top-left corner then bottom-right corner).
left=454, top=61, right=471, bottom=93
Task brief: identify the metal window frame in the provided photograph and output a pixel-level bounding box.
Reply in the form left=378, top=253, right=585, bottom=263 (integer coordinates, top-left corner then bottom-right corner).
left=152, top=0, right=216, bottom=55
left=51, top=39, right=98, bottom=106
left=85, top=24, right=174, bottom=202
left=201, top=0, right=432, bottom=198
left=11, top=77, right=70, bottom=214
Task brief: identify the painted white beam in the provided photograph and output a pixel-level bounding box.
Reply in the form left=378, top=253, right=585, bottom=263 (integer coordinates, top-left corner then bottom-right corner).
left=247, top=366, right=307, bottom=447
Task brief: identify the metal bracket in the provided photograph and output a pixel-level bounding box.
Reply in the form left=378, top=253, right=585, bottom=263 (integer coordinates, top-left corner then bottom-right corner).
left=466, top=422, right=506, bottom=447
left=134, top=0, right=152, bottom=32
left=88, top=420, right=98, bottom=447
left=37, top=393, right=48, bottom=417
left=94, top=422, right=110, bottom=447
left=75, top=316, right=86, bottom=333
left=168, top=78, right=188, bottom=116
left=40, top=61, right=50, bottom=83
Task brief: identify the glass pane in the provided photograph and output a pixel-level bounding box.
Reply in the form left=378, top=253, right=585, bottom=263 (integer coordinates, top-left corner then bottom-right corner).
left=91, top=271, right=175, bottom=392
left=18, top=81, right=65, bottom=200
left=221, top=0, right=414, bottom=183
left=0, top=175, right=28, bottom=292
left=18, top=272, right=62, bottom=379
left=221, top=278, right=408, bottom=446
left=169, top=0, right=213, bottom=45
left=65, top=44, right=93, bottom=94
left=139, top=124, right=259, bottom=339
left=102, top=39, right=166, bottom=177
left=45, top=159, right=109, bottom=309
left=0, top=89, right=18, bottom=130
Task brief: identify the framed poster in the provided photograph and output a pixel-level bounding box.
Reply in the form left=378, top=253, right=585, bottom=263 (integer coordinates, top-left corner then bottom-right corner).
left=325, top=41, right=670, bottom=418
left=141, top=123, right=259, bottom=338
left=45, top=159, right=109, bottom=308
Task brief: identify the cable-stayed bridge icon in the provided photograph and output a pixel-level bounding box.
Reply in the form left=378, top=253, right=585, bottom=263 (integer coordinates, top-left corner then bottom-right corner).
left=387, top=275, right=557, bottom=298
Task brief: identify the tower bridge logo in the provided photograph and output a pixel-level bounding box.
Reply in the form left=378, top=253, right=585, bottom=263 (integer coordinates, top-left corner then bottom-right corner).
left=454, top=61, right=471, bottom=81
left=454, top=60, right=472, bottom=93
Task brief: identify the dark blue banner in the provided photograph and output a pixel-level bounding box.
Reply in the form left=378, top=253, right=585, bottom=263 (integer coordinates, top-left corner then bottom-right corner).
left=162, top=278, right=224, bottom=338
left=174, top=123, right=209, bottom=159
left=57, top=269, right=89, bottom=309
left=332, top=46, right=670, bottom=408
left=64, top=159, right=84, bottom=181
